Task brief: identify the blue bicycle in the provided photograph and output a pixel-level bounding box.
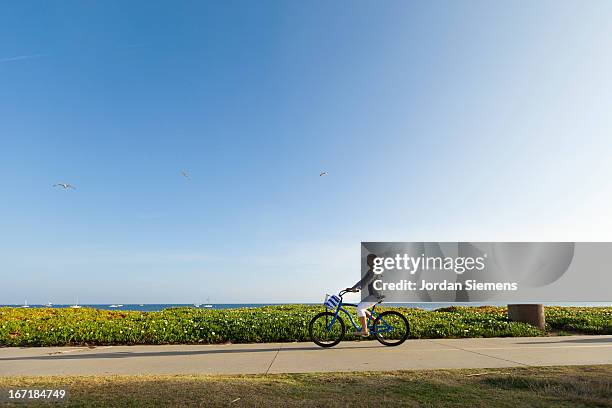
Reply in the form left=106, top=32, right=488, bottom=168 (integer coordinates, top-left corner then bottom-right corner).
left=309, top=289, right=410, bottom=348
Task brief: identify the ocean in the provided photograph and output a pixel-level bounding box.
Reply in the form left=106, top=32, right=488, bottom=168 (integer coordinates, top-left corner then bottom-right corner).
left=2, top=302, right=611, bottom=312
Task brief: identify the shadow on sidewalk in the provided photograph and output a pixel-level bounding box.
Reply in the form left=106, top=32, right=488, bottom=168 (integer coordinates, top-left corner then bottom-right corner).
left=0, top=344, right=383, bottom=361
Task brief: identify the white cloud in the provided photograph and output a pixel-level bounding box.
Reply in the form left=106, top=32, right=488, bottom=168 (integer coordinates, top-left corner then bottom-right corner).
left=0, top=54, right=48, bottom=63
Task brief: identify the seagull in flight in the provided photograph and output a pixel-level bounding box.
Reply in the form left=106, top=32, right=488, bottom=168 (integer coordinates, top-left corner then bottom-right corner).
left=181, top=171, right=191, bottom=180
left=319, top=171, right=328, bottom=177
left=53, top=183, right=76, bottom=190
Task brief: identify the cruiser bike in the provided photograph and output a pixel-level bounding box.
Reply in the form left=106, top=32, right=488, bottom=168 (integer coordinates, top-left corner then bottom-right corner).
left=309, top=289, right=410, bottom=348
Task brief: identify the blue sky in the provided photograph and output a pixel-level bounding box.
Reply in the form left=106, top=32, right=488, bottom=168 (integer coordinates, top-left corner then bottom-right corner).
left=1, top=1, right=612, bottom=304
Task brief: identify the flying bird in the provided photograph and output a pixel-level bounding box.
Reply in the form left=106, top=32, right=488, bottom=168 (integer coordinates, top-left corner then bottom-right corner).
left=181, top=171, right=191, bottom=180
left=319, top=171, right=328, bottom=177
left=53, top=183, right=75, bottom=190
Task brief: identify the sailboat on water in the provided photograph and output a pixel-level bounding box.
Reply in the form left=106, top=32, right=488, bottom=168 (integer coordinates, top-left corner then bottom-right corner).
left=20, top=299, right=29, bottom=308
left=70, top=297, right=82, bottom=309
left=203, top=297, right=213, bottom=308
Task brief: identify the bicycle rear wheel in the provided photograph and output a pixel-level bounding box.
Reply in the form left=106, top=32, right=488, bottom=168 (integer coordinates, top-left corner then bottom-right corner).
left=373, top=311, right=410, bottom=346
left=309, top=311, right=345, bottom=348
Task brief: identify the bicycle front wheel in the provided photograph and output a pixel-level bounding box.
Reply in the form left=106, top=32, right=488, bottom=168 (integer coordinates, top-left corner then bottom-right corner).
left=373, top=311, right=410, bottom=346
left=309, top=311, right=345, bottom=348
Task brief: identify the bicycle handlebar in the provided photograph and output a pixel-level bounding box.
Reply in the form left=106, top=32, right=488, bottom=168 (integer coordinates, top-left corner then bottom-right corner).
left=338, top=288, right=358, bottom=298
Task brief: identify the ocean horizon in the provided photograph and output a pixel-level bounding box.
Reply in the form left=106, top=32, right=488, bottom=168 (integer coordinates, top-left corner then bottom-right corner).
left=2, top=302, right=611, bottom=312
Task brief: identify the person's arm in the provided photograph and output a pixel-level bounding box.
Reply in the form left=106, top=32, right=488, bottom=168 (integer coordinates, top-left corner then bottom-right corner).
left=345, top=284, right=360, bottom=292
left=344, top=279, right=361, bottom=292
left=346, top=270, right=373, bottom=292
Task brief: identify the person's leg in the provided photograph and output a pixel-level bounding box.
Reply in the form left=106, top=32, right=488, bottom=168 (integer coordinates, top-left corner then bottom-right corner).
left=358, top=316, right=368, bottom=335
left=356, top=301, right=376, bottom=335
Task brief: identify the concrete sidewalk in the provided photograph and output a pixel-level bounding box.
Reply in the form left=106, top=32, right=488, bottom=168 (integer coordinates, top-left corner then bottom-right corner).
left=0, top=335, right=610, bottom=376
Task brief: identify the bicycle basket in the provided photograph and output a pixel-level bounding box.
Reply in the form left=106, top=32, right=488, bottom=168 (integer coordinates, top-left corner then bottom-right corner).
left=324, top=294, right=341, bottom=309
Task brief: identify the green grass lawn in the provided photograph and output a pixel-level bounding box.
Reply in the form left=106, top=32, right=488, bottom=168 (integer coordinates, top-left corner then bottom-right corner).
left=0, top=305, right=610, bottom=347
left=0, top=365, right=610, bottom=407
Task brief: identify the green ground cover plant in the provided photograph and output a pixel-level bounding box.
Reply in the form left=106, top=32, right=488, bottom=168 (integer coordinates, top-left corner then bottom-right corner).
left=544, top=306, right=612, bottom=335
left=0, top=306, right=609, bottom=347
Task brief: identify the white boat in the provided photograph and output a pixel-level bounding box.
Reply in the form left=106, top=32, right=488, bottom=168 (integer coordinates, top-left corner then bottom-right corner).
left=203, top=304, right=213, bottom=308
left=194, top=303, right=201, bottom=308
left=109, top=304, right=123, bottom=308
left=45, top=302, right=53, bottom=307
left=203, top=298, right=213, bottom=308
left=20, top=300, right=29, bottom=308
left=70, top=297, right=82, bottom=309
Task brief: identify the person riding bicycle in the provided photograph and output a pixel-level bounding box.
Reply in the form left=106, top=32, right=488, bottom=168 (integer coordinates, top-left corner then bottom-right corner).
left=345, top=253, right=383, bottom=337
